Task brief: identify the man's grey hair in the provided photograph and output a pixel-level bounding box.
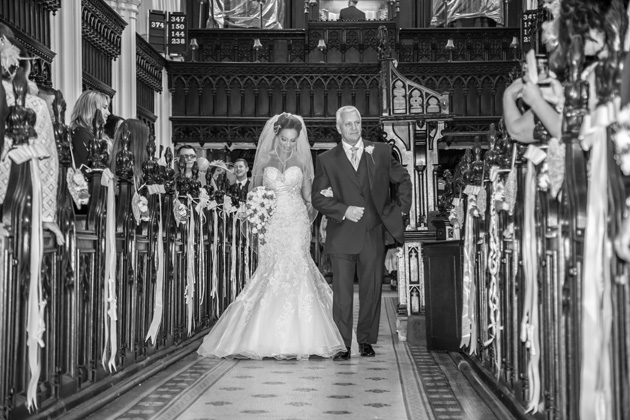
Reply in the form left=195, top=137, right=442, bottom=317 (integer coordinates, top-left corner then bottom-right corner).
left=335, top=105, right=362, bottom=127
left=349, top=0, right=359, bottom=5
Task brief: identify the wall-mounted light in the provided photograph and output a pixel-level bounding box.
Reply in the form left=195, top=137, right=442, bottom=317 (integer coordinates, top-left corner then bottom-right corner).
left=509, top=36, right=519, bottom=60
left=445, top=38, right=455, bottom=62
left=317, top=38, right=327, bottom=63
left=253, top=38, right=263, bottom=63
left=189, top=38, right=199, bottom=62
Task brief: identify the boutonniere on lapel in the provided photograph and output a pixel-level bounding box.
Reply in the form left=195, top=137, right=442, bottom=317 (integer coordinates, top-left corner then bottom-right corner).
left=364, top=145, right=375, bottom=164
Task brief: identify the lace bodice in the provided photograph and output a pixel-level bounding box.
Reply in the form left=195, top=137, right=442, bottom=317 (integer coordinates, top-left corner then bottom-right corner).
left=263, top=166, right=303, bottom=197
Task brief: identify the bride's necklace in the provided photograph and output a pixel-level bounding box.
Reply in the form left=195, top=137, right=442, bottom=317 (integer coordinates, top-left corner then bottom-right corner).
left=277, top=149, right=294, bottom=172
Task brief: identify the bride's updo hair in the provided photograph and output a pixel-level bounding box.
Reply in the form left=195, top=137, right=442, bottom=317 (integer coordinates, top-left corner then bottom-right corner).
left=273, top=113, right=302, bottom=136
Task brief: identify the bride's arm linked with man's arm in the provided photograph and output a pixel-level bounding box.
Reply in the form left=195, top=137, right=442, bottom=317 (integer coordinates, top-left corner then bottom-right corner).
left=301, top=175, right=319, bottom=223
left=311, top=156, right=350, bottom=223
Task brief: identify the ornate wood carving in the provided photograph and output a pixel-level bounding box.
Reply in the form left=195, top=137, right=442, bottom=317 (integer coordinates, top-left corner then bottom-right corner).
left=398, top=28, right=521, bottom=62
left=171, top=116, right=382, bottom=146
left=81, top=0, right=126, bottom=59
left=81, top=0, right=127, bottom=93
left=188, top=28, right=307, bottom=63
left=0, top=19, right=56, bottom=86
left=136, top=34, right=165, bottom=93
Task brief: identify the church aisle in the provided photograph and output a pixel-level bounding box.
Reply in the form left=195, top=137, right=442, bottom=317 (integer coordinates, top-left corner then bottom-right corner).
left=86, top=290, right=506, bottom=420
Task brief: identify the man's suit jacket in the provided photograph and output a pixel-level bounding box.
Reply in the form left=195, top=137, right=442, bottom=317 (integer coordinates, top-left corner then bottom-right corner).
left=312, top=140, right=412, bottom=254
left=232, top=179, right=250, bottom=200
left=339, top=5, right=366, bottom=21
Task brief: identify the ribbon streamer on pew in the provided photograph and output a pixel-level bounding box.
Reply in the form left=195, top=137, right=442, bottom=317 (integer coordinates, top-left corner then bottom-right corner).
left=460, top=184, right=480, bottom=355
left=211, top=207, right=219, bottom=317
left=485, top=167, right=504, bottom=379
left=579, top=100, right=617, bottom=420
left=195, top=190, right=210, bottom=306
left=230, top=210, right=238, bottom=300
left=521, top=145, right=546, bottom=413
left=100, top=169, right=118, bottom=372
left=8, top=144, right=48, bottom=411
left=185, top=194, right=196, bottom=336
left=145, top=185, right=166, bottom=345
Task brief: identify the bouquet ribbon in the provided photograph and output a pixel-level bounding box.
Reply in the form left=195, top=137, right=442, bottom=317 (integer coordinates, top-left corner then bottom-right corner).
left=100, top=169, right=118, bottom=373
left=8, top=145, right=48, bottom=412
left=145, top=190, right=165, bottom=345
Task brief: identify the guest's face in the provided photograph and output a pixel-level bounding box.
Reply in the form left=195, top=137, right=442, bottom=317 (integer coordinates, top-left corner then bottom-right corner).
left=277, top=128, right=299, bottom=154
left=179, top=148, right=197, bottom=169
left=234, top=161, right=248, bottom=180
left=337, top=110, right=361, bottom=145
left=100, top=99, right=111, bottom=122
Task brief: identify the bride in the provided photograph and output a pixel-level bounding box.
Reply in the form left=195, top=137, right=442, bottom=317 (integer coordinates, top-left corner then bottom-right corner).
left=197, top=113, right=347, bottom=360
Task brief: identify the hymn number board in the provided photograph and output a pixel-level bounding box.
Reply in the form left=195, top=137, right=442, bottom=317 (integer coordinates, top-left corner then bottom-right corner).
left=168, top=12, right=188, bottom=55
left=148, top=10, right=167, bottom=53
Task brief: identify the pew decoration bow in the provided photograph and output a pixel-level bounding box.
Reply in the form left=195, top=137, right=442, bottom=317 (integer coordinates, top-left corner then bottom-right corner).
left=7, top=143, right=49, bottom=412
left=66, top=142, right=90, bottom=208
left=131, top=176, right=150, bottom=226
left=131, top=192, right=150, bottom=226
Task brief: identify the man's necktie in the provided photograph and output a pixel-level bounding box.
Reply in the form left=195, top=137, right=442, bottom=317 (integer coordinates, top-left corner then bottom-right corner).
left=351, top=146, right=358, bottom=170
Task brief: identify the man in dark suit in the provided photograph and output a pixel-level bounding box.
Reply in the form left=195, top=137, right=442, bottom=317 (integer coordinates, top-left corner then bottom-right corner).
left=312, top=106, right=412, bottom=360
left=232, top=158, right=250, bottom=200
left=339, top=0, right=366, bottom=20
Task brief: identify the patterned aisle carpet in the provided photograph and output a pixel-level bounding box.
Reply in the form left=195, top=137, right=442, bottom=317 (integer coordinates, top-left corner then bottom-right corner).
left=88, top=291, right=499, bottom=420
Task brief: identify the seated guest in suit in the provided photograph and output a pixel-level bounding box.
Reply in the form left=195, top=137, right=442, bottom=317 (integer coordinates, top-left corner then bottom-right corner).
left=339, top=0, right=366, bottom=21
left=232, top=158, right=250, bottom=197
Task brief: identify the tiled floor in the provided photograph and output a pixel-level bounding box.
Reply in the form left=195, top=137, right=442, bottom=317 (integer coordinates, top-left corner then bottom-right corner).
left=87, top=288, right=504, bottom=420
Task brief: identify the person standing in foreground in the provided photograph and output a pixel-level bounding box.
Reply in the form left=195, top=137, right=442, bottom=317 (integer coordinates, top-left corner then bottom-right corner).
left=312, top=106, right=412, bottom=360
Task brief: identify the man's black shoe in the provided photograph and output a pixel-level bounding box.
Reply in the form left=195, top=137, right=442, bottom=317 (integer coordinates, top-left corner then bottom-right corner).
left=359, top=343, right=375, bottom=357
left=333, top=347, right=351, bottom=361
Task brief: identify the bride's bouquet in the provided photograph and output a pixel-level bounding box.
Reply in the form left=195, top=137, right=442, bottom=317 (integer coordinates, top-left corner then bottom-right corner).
left=245, top=186, right=277, bottom=244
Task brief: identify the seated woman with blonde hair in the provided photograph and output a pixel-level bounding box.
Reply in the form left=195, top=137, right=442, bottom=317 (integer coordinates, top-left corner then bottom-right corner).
left=70, top=89, right=111, bottom=170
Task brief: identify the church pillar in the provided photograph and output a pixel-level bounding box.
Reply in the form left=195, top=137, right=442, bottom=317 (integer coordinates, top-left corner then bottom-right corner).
left=106, top=0, right=142, bottom=118
left=51, top=1, right=83, bottom=123
left=156, top=68, right=174, bottom=152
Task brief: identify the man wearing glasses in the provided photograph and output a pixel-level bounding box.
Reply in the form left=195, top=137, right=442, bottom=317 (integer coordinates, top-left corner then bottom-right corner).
left=177, top=145, right=198, bottom=178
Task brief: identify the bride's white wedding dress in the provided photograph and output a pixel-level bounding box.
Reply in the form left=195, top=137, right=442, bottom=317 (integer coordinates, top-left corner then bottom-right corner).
left=197, top=166, right=347, bottom=360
